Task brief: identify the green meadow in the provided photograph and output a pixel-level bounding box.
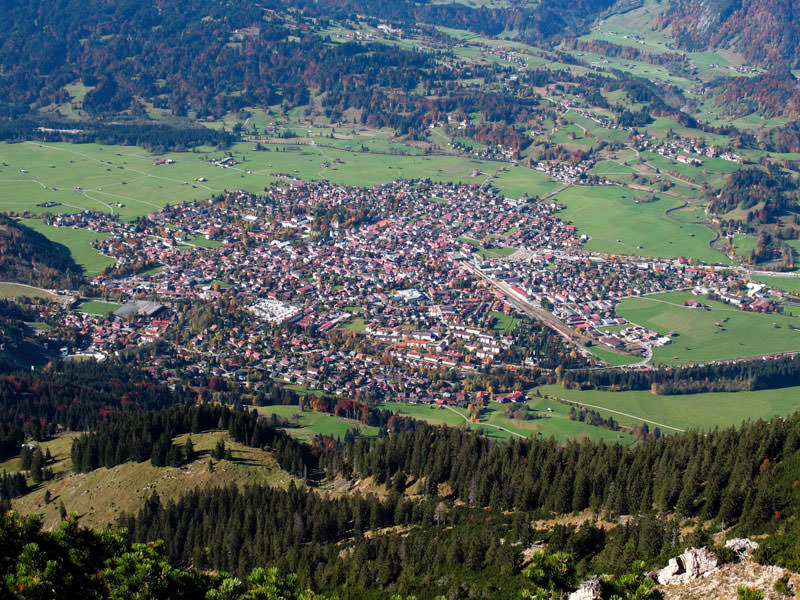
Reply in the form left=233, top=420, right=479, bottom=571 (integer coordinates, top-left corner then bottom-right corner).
left=616, top=290, right=800, bottom=364
left=378, top=399, right=634, bottom=444
left=0, top=141, right=538, bottom=221
left=21, top=218, right=114, bottom=278
left=254, top=404, right=379, bottom=442
left=539, top=384, right=800, bottom=433
left=554, top=186, right=726, bottom=263
left=586, top=344, right=641, bottom=366
left=750, top=275, right=800, bottom=295
left=0, top=282, right=57, bottom=299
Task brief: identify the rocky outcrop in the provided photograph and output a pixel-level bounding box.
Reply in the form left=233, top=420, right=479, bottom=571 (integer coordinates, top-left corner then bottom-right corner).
left=725, top=538, right=759, bottom=560
left=568, top=576, right=602, bottom=600
left=658, top=561, right=794, bottom=600
left=657, top=547, right=718, bottom=586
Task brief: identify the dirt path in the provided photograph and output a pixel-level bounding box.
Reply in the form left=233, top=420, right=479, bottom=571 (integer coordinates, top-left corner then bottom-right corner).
left=441, top=405, right=525, bottom=439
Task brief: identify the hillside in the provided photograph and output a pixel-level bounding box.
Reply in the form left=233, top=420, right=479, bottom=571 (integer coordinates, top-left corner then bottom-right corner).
left=0, top=215, right=84, bottom=289
left=656, top=0, right=800, bottom=66
left=7, top=430, right=299, bottom=529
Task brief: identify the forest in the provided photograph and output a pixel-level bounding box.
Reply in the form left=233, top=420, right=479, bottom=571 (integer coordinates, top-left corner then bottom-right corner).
left=563, top=353, right=800, bottom=394
left=656, top=0, right=800, bottom=66
left=0, top=216, right=85, bottom=289
left=51, top=397, right=800, bottom=597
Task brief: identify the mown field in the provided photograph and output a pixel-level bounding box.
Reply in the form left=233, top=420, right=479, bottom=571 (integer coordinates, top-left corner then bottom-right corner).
left=554, top=186, right=726, bottom=264
left=76, top=299, right=122, bottom=315
left=586, top=344, right=641, bottom=366
left=616, top=290, right=800, bottom=364
left=539, top=384, right=800, bottom=433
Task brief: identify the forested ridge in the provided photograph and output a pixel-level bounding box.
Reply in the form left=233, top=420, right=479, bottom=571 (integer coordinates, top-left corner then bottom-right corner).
left=0, top=216, right=85, bottom=289
left=6, top=358, right=800, bottom=596
left=563, top=354, right=800, bottom=394
left=656, top=0, right=800, bottom=66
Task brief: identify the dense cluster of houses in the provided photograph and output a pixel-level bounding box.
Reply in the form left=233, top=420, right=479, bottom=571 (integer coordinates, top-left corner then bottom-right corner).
left=26, top=174, right=785, bottom=405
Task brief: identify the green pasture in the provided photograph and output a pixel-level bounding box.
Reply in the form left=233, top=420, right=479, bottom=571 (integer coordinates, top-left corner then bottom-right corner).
left=554, top=186, right=726, bottom=263
left=378, top=400, right=634, bottom=444
left=255, top=404, right=379, bottom=442
left=586, top=344, right=641, bottom=366
left=616, top=290, right=800, bottom=364
left=539, top=384, right=800, bottom=433
left=750, top=276, right=800, bottom=295
left=491, top=166, right=561, bottom=199
left=21, top=218, right=113, bottom=278
left=0, top=283, right=57, bottom=299
left=0, top=141, right=561, bottom=223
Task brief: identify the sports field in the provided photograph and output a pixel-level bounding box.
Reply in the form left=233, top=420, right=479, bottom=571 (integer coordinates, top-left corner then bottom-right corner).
left=554, top=186, right=726, bottom=264
left=76, top=300, right=122, bottom=315
left=539, top=384, right=800, bottom=433
left=616, top=291, right=800, bottom=364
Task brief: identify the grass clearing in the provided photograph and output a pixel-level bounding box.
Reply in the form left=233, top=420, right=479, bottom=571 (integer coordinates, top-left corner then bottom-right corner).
left=540, top=384, right=800, bottom=433
left=21, top=218, right=113, bottom=278
left=378, top=400, right=634, bottom=444
left=0, top=282, right=57, bottom=299
left=554, top=186, right=727, bottom=264
left=616, top=290, right=800, bottom=364
left=9, top=430, right=299, bottom=529
left=255, top=405, right=378, bottom=442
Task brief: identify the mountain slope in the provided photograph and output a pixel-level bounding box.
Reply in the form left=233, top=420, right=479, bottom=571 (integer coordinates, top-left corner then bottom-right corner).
left=0, top=216, right=85, bottom=289
left=656, top=0, right=800, bottom=65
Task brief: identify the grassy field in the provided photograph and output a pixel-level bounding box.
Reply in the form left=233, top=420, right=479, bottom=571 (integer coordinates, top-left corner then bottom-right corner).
left=21, top=218, right=113, bottom=278
left=8, top=430, right=299, bottom=529
left=76, top=299, right=122, bottom=315
left=586, top=344, right=641, bottom=366
left=0, top=141, right=544, bottom=220
left=0, top=282, right=57, bottom=299
left=342, top=317, right=367, bottom=332
left=490, top=311, right=518, bottom=334
left=378, top=400, right=634, bottom=444
left=491, top=166, right=561, bottom=199
left=554, top=186, right=726, bottom=264
left=254, top=405, right=379, bottom=441
left=539, top=384, right=800, bottom=433
left=751, top=275, right=800, bottom=294
left=616, top=291, right=800, bottom=364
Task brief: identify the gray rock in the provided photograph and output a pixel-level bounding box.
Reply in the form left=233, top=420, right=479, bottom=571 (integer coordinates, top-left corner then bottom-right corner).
left=725, top=538, right=759, bottom=560
left=657, top=547, right=718, bottom=585
left=568, top=575, right=602, bottom=600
